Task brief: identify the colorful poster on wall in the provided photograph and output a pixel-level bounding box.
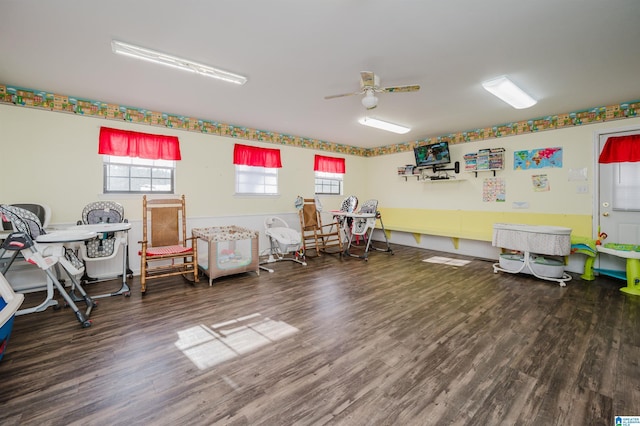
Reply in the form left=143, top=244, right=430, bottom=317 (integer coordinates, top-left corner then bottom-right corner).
left=532, top=174, right=550, bottom=191
left=483, top=177, right=505, bottom=202
left=514, top=147, right=563, bottom=170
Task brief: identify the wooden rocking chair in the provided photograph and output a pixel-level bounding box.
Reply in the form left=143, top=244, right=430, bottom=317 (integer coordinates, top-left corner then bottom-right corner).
left=298, top=197, right=343, bottom=256
left=139, top=195, right=198, bottom=294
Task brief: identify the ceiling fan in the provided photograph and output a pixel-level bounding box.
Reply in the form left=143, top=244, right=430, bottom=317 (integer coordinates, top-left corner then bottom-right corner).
left=324, top=71, right=420, bottom=110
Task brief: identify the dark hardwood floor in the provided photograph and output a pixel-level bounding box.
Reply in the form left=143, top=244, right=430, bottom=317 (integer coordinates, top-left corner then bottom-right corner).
left=1, top=244, right=639, bottom=425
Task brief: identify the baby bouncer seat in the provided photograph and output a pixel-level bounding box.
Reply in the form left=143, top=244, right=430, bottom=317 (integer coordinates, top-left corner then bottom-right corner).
left=76, top=201, right=132, bottom=298
left=260, top=217, right=307, bottom=272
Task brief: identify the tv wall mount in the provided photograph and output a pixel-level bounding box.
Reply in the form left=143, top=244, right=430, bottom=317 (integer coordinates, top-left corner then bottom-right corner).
left=412, top=161, right=460, bottom=181
left=399, top=161, right=460, bottom=181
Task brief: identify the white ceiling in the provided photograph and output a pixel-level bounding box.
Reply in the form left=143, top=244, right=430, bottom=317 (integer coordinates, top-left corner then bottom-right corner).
left=1, top=0, right=639, bottom=150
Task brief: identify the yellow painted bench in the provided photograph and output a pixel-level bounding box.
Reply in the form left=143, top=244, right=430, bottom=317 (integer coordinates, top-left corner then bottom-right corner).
left=376, top=207, right=592, bottom=250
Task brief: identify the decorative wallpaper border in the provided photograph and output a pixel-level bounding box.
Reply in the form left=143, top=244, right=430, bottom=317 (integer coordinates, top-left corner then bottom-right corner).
left=1, top=83, right=639, bottom=158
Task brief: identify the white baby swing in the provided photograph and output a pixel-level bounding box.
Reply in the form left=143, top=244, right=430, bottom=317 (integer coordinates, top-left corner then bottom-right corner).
left=260, top=216, right=307, bottom=273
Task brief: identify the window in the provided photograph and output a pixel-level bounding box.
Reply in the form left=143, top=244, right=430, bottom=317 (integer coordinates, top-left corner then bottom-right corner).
left=314, top=155, right=345, bottom=195
left=103, top=155, right=175, bottom=194
left=235, top=165, right=279, bottom=195
left=315, top=171, right=343, bottom=195
left=233, top=144, right=282, bottom=195
left=98, top=126, right=181, bottom=194
left=612, top=162, right=640, bottom=211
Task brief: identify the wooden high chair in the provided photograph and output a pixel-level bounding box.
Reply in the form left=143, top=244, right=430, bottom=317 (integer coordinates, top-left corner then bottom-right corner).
left=139, top=195, right=198, bottom=294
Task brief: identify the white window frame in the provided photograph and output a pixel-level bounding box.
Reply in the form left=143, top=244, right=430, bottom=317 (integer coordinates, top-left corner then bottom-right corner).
left=235, top=165, right=279, bottom=195
left=103, top=155, right=176, bottom=194
left=315, top=171, right=343, bottom=195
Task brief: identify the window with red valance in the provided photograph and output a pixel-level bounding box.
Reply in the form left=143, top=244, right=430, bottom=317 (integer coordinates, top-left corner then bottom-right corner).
left=233, top=144, right=282, bottom=168
left=598, top=134, right=640, bottom=163
left=314, top=155, right=346, bottom=173
left=99, top=126, right=178, bottom=194
left=314, top=155, right=345, bottom=195
left=99, top=126, right=182, bottom=160
left=233, top=144, right=281, bottom=195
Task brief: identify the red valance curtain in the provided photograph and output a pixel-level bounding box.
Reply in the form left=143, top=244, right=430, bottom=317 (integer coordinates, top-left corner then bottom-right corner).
left=599, top=135, right=640, bottom=163
left=98, top=127, right=182, bottom=160
left=314, top=155, right=346, bottom=173
left=233, top=144, right=282, bottom=168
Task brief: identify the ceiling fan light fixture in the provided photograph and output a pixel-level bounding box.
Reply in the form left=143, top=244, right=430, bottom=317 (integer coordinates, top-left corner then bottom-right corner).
left=482, top=75, right=536, bottom=109
left=361, top=89, right=378, bottom=109
left=358, top=117, right=411, bottom=134
left=111, top=40, right=248, bottom=85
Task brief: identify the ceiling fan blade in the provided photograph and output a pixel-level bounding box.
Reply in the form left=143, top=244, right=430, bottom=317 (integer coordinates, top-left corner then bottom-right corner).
left=380, top=84, right=421, bottom=93
left=360, top=71, right=376, bottom=88
left=324, top=90, right=363, bottom=100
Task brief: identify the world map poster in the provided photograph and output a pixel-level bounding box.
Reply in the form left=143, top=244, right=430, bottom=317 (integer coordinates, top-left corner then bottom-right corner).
left=514, top=147, right=563, bottom=170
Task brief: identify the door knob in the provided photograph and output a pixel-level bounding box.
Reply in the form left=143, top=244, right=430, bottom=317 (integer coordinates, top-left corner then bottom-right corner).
left=602, top=212, right=609, bottom=217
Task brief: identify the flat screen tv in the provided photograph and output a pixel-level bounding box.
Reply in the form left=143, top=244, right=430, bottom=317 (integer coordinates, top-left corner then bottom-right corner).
left=414, top=141, right=451, bottom=168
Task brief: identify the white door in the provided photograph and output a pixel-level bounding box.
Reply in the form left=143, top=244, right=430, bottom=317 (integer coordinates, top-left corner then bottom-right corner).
left=596, top=128, right=640, bottom=274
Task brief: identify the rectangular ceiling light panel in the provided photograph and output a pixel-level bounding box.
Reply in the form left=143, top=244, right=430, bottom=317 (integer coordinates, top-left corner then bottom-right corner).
left=358, top=117, right=411, bottom=134
left=111, top=40, right=247, bottom=85
left=482, top=75, right=536, bottom=109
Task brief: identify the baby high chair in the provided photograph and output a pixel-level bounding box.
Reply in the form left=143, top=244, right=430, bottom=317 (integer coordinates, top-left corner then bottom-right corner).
left=343, top=199, right=393, bottom=260
left=76, top=201, right=132, bottom=298
left=0, top=205, right=96, bottom=327
left=334, top=195, right=359, bottom=243
left=260, top=216, right=306, bottom=273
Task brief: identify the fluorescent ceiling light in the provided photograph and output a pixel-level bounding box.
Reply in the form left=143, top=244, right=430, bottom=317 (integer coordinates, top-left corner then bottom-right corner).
left=358, top=117, right=411, bottom=134
left=111, top=40, right=247, bottom=85
left=482, top=75, right=536, bottom=109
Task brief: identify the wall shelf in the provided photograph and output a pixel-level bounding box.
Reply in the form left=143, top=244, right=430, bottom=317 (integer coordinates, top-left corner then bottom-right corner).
left=398, top=173, right=422, bottom=181
left=398, top=174, right=465, bottom=182
left=463, top=148, right=505, bottom=177
left=466, top=169, right=501, bottom=177
left=398, top=162, right=461, bottom=182
left=423, top=177, right=466, bottom=183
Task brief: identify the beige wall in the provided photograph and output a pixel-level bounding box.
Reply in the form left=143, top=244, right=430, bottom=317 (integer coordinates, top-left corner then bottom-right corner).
left=364, top=117, right=640, bottom=215
left=2, top=102, right=640, bottom=227
left=0, top=104, right=368, bottom=223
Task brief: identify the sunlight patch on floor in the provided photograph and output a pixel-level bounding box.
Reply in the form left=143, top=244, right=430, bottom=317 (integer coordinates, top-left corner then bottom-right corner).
left=175, top=313, right=299, bottom=370
left=422, top=256, right=471, bottom=266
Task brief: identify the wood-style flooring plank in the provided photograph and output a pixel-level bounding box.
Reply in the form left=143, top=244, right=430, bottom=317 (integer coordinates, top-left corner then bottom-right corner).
left=0, top=244, right=638, bottom=425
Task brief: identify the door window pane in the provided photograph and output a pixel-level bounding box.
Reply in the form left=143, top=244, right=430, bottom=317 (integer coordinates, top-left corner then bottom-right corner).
left=613, top=162, right=640, bottom=211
